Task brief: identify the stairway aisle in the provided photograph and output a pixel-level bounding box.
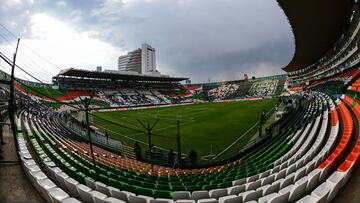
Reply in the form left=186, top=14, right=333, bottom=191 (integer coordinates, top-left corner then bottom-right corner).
left=0, top=124, right=45, bottom=203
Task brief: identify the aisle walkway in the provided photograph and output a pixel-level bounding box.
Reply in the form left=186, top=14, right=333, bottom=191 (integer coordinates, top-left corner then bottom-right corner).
left=332, top=160, right=360, bottom=203
left=0, top=124, right=45, bottom=203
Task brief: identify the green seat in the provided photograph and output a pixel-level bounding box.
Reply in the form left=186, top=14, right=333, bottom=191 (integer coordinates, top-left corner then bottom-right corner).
left=118, top=176, right=130, bottom=184
left=210, top=179, right=222, bottom=185
left=99, top=174, right=109, bottom=185
left=108, top=178, right=123, bottom=189
left=218, top=181, right=232, bottom=188
left=157, top=184, right=171, bottom=190
left=142, top=182, right=157, bottom=189
left=123, top=184, right=138, bottom=194
left=202, top=184, right=217, bottom=190
left=74, top=172, right=86, bottom=184
left=154, top=190, right=172, bottom=199
left=171, top=185, right=186, bottom=191
left=187, top=185, right=202, bottom=192
left=138, top=188, right=154, bottom=196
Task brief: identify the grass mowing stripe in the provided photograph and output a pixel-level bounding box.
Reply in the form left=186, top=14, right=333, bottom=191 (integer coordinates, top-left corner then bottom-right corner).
left=92, top=99, right=277, bottom=157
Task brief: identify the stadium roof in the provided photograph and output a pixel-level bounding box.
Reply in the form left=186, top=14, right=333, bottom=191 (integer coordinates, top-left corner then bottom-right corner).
left=54, top=68, right=188, bottom=82
left=278, top=0, right=353, bottom=72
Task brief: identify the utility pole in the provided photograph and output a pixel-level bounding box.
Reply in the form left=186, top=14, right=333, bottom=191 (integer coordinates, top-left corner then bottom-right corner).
left=9, top=38, right=20, bottom=153
left=0, top=111, right=5, bottom=145
left=78, top=92, right=97, bottom=169
left=176, top=121, right=182, bottom=168
left=137, top=118, right=160, bottom=171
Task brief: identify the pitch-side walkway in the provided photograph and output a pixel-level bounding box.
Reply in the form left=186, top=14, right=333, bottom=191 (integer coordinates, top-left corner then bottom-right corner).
left=0, top=124, right=45, bottom=203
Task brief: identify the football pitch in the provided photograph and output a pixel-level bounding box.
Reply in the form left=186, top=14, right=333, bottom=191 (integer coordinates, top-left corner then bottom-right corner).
left=92, top=99, right=277, bottom=158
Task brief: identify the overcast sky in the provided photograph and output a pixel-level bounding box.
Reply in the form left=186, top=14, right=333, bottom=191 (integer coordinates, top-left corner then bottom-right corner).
left=0, top=0, right=294, bottom=83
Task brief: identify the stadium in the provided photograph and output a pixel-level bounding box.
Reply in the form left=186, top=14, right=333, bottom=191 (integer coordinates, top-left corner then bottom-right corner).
left=0, top=0, right=359, bottom=203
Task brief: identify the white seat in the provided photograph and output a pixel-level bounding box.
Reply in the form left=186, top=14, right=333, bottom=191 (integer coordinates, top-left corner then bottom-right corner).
left=280, top=174, right=294, bottom=189
left=91, top=190, right=108, bottom=203
left=294, top=167, right=306, bottom=182
left=209, top=188, right=227, bottom=199
left=64, top=177, right=80, bottom=198
left=37, top=178, right=57, bottom=203
left=296, top=195, right=320, bottom=203
left=256, top=184, right=270, bottom=195
left=264, top=182, right=280, bottom=196
left=227, top=185, right=245, bottom=195
left=287, top=177, right=308, bottom=202
left=47, top=167, right=62, bottom=181
left=77, top=184, right=94, bottom=203
left=173, top=191, right=191, bottom=200
left=279, top=162, right=288, bottom=171
left=275, top=169, right=286, bottom=181
left=29, top=171, right=47, bottom=185
left=129, top=195, right=153, bottom=203
left=258, top=193, right=277, bottom=203
left=306, top=169, right=321, bottom=192
left=270, top=165, right=280, bottom=174
left=268, top=192, right=289, bottom=203
left=95, top=181, right=111, bottom=196
left=242, top=190, right=262, bottom=202
left=295, top=159, right=305, bottom=171
left=23, top=159, right=37, bottom=167
left=311, top=182, right=331, bottom=203
left=232, top=178, right=246, bottom=186
left=85, top=178, right=97, bottom=190
left=150, top=198, right=174, bottom=203
left=260, top=170, right=271, bottom=179
left=305, top=161, right=315, bottom=174
left=110, top=189, right=135, bottom=202
left=197, top=198, right=218, bottom=203
left=56, top=172, right=70, bottom=190
left=27, top=164, right=42, bottom=174
left=218, top=195, right=242, bottom=203
left=325, top=172, right=344, bottom=202
left=246, top=174, right=260, bottom=183
left=261, top=175, right=275, bottom=186
left=246, top=180, right=261, bottom=191
left=104, top=197, right=127, bottom=203
left=61, top=197, right=82, bottom=203
left=191, top=191, right=210, bottom=201
left=48, top=187, right=71, bottom=203
left=174, top=200, right=195, bottom=203
left=286, top=164, right=296, bottom=176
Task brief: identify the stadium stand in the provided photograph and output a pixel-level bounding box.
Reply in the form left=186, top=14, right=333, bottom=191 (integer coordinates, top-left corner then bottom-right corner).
left=97, top=89, right=170, bottom=107
left=2, top=2, right=360, bottom=202
left=18, top=87, right=359, bottom=202
left=208, top=84, right=240, bottom=100
left=249, top=80, right=279, bottom=97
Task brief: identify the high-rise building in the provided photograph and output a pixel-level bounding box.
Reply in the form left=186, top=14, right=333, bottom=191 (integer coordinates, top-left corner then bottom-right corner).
left=118, top=43, right=157, bottom=75
left=118, top=48, right=142, bottom=73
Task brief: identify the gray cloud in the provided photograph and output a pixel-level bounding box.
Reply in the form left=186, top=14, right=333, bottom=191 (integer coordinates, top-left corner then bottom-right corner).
left=0, top=0, right=294, bottom=83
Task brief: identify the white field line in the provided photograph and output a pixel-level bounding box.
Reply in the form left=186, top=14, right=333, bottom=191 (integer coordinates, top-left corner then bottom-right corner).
left=93, top=122, right=187, bottom=154
left=212, top=106, right=276, bottom=160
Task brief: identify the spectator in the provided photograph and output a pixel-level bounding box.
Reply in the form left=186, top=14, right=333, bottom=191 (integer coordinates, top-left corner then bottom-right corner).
left=105, top=131, right=109, bottom=139
left=261, top=110, right=267, bottom=124
left=188, top=149, right=198, bottom=164
left=168, top=149, right=175, bottom=167
left=134, top=141, right=142, bottom=161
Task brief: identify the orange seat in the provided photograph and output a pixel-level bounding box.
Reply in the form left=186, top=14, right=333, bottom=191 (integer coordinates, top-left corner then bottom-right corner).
left=337, top=160, right=353, bottom=172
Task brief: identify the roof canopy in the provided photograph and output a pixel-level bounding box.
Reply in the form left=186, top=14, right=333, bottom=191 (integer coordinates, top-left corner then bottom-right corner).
left=279, top=0, right=353, bottom=72
left=54, top=68, right=188, bottom=82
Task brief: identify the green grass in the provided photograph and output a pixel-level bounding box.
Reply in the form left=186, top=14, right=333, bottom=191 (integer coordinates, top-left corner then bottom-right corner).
left=20, top=84, right=66, bottom=98
left=92, top=99, right=277, bottom=158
